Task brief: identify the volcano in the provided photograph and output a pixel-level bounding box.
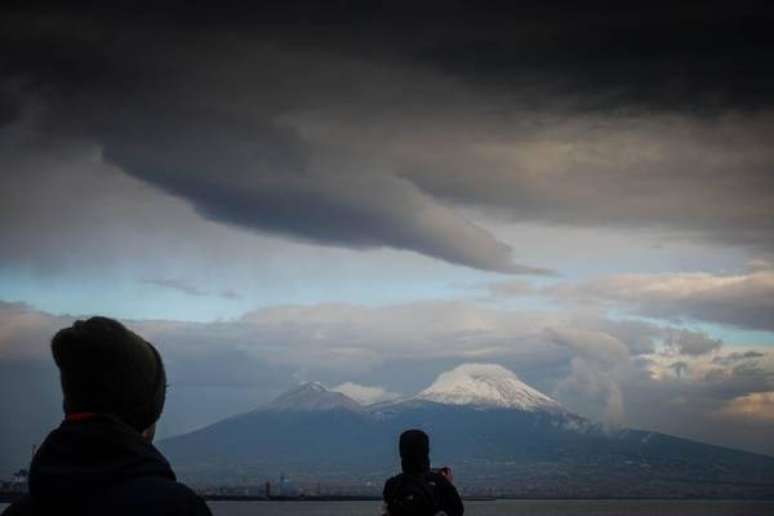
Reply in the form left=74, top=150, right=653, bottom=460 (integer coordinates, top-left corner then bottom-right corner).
left=159, top=363, right=774, bottom=498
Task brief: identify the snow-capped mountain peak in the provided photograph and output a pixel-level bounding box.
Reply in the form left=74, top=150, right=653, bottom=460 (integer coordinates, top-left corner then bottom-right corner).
left=415, top=363, right=561, bottom=411
left=268, top=382, right=362, bottom=411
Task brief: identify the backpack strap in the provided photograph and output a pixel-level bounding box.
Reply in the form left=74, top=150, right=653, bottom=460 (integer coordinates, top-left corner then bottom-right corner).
left=421, top=472, right=442, bottom=513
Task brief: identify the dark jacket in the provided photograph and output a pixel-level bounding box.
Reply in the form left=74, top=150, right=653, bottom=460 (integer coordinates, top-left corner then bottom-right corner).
left=2, top=416, right=211, bottom=516
left=383, top=471, right=464, bottom=516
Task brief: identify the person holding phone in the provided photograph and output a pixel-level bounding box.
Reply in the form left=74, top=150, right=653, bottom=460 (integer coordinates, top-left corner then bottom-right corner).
left=383, top=429, right=464, bottom=516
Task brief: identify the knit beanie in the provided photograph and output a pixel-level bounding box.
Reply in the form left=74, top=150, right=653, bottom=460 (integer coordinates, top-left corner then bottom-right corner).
left=51, top=316, right=167, bottom=433
left=399, top=429, right=430, bottom=474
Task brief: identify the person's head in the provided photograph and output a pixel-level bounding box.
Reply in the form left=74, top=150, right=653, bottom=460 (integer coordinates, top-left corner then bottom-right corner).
left=51, top=316, right=167, bottom=441
left=399, top=429, right=430, bottom=474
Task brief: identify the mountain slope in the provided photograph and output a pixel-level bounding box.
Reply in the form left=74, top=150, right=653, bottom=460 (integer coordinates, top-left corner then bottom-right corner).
left=268, top=382, right=362, bottom=411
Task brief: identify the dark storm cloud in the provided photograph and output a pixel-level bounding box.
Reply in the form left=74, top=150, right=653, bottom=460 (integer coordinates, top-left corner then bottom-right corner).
left=2, top=1, right=774, bottom=271
left=99, top=116, right=542, bottom=274
left=12, top=1, right=767, bottom=112
left=406, top=2, right=774, bottom=113
left=0, top=6, right=553, bottom=274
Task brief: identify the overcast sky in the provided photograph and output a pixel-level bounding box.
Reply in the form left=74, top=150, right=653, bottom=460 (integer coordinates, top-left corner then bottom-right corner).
left=1, top=1, right=774, bottom=471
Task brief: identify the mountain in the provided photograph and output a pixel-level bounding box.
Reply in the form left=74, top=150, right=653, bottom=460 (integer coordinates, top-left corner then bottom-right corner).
left=268, top=382, right=362, bottom=412
left=159, top=364, right=774, bottom=498
left=415, top=363, right=562, bottom=411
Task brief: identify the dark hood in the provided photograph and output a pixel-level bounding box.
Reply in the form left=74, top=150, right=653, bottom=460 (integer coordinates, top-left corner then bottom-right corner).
left=29, top=415, right=175, bottom=502
left=400, top=429, right=431, bottom=474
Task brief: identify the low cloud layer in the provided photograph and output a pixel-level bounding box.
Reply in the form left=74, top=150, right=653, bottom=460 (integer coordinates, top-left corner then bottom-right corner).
left=548, top=268, right=774, bottom=331
left=716, top=392, right=774, bottom=423
left=142, top=278, right=243, bottom=301
left=331, top=382, right=399, bottom=405
left=2, top=299, right=773, bottom=472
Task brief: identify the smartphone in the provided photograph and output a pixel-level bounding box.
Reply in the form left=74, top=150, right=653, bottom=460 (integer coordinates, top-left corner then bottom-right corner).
left=432, top=466, right=452, bottom=478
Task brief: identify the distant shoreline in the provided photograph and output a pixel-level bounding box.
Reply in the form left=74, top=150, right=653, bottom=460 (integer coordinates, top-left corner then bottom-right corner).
left=204, top=495, right=379, bottom=502
left=201, top=495, right=774, bottom=502
left=3, top=491, right=774, bottom=504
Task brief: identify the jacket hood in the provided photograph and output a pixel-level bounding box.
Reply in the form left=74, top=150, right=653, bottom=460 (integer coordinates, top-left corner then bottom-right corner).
left=29, top=415, right=175, bottom=502
left=399, top=429, right=431, bottom=474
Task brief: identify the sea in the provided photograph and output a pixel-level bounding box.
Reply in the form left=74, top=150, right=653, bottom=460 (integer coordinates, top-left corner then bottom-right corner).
left=5, top=500, right=774, bottom=515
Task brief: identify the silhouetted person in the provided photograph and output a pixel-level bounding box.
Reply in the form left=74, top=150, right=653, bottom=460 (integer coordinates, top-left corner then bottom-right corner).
left=383, top=429, right=464, bottom=516
left=2, top=317, right=211, bottom=516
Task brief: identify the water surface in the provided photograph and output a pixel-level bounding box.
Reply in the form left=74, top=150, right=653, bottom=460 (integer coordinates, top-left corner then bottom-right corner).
left=4, top=500, right=774, bottom=515
left=208, top=499, right=774, bottom=515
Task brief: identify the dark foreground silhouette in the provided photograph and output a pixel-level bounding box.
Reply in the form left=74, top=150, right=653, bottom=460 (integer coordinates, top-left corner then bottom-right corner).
left=383, top=429, right=464, bottom=516
left=2, top=317, right=210, bottom=516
